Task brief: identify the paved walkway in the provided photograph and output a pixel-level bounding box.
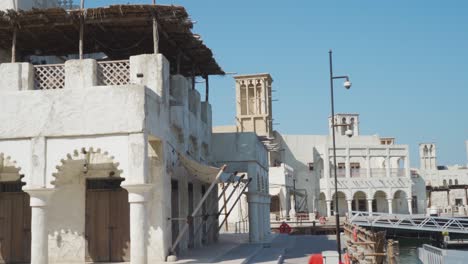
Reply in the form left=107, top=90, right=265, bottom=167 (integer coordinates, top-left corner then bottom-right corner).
left=156, top=233, right=336, bottom=264
left=281, top=235, right=337, bottom=264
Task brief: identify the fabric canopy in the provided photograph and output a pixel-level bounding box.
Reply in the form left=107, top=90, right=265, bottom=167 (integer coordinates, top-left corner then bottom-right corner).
left=178, top=152, right=234, bottom=183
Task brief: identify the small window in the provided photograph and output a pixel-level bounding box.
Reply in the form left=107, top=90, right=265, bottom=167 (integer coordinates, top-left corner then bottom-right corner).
left=455, top=179, right=459, bottom=185
left=443, top=180, right=447, bottom=186
left=449, top=179, right=453, bottom=186
left=308, top=163, right=314, bottom=171
left=455, top=199, right=463, bottom=206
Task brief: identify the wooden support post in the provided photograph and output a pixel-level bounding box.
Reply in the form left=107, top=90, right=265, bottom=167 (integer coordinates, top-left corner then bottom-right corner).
left=221, top=182, right=229, bottom=231
left=387, top=239, right=394, bottom=264
left=152, top=0, right=159, bottom=54
left=205, top=75, right=209, bottom=102
left=79, top=0, right=85, bottom=59
left=11, top=27, right=17, bottom=63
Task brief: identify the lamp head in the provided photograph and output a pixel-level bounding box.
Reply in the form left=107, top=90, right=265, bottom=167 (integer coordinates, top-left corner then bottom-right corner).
left=344, top=80, right=352, bottom=89
left=345, top=129, right=353, bottom=138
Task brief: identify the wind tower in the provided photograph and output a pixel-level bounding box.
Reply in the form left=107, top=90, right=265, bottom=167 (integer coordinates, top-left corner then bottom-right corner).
left=419, top=143, right=437, bottom=170
left=234, top=73, right=273, bottom=138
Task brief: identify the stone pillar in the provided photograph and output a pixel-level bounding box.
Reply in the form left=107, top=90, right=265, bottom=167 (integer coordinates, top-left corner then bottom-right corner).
left=24, top=188, right=54, bottom=264
left=248, top=199, right=260, bottom=242
left=407, top=198, right=413, bottom=215
left=388, top=199, right=393, bottom=214
left=404, top=155, right=411, bottom=178
left=0, top=62, right=34, bottom=91
left=366, top=148, right=371, bottom=178
left=345, top=148, right=351, bottom=178
left=347, top=200, right=353, bottom=215
left=124, top=184, right=153, bottom=264
left=367, top=199, right=373, bottom=216
left=64, top=59, right=97, bottom=89
left=326, top=200, right=332, bottom=217
left=386, top=148, right=391, bottom=178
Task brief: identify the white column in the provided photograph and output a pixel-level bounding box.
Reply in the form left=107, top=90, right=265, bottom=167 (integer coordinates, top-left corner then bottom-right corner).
left=24, top=188, right=54, bottom=264
left=366, top=148, right=371, bottom=178
left=367, top=199, right=373, bottom=216
left=124, top=184, right=153, bottom=264
left=386, top=148, right=391, bottom=178
left=248, top=200, right=260, bottom=242
left=326, top=200, right=332, bottom=217
left=405, top=154, right=411, bottom=178
left=345, top=147, right=351, bottom=178
left=347, top=200, right=353, bottom=215
left=388, top=199, right=393, bottom=214
left=407, top=198, right=413, bottom=215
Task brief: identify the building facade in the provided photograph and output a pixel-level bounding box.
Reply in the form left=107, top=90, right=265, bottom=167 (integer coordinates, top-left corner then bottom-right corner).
left=419, top=142, right=468, bottom=216
left=273, top=116, right=423, bottom=218
left=0, top=4, right=230, bottom=264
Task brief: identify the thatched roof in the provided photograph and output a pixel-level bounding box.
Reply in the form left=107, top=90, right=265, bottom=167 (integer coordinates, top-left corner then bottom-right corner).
left=0, top=5, right=224, bottom=76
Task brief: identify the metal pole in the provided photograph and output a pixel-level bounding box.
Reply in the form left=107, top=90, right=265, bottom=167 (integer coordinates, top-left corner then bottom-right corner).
left=80, top=0, right=84, bottom=9
left=329, top=49, right=342, bottom=261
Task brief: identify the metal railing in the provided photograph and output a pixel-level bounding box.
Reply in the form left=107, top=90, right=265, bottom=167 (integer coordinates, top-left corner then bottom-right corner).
left=350, top=211, right=468, bottom=234
left=97, top=60, right=130, bottom=86
left=418, top=244, right=445, bottom=264
left=34, top=64, right=65, bottom=90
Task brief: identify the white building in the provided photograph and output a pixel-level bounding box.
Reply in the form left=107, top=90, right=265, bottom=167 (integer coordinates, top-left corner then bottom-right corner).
left=272, top=115, right=424, bottom=218
left=418, top=142, right=468, bottom=215
left=211, top=73, right=273, bottom=243
left=0, top=4, right=244, bottom=264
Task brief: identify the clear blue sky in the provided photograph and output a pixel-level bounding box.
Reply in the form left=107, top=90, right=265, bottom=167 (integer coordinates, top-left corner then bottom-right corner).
left=92, top=0, right=468, bottom=166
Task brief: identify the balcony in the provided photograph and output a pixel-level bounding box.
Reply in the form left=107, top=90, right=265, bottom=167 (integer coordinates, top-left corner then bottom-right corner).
left=33, top=60, right=130, bottom=90
left=325, top=168, right=407, bottom=178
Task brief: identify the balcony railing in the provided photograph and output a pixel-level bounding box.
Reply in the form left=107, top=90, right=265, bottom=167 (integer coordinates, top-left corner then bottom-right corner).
left=33, top=60, right=130, bottom=90
left=326, top=168, right=407, bottom=178
left=34, top=64, right=65, bottom=90
left=97, top=60, right=130, bottom=86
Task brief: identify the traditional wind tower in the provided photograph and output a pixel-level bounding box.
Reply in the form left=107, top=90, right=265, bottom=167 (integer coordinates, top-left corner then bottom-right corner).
left=419, top=143, right=437, bottom=170
left=234, top=73, right=273, bottom=138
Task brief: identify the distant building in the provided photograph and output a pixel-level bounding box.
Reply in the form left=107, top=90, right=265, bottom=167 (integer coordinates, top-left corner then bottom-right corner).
left=418, top=142, right=468, bottom=215
left=273, top=114, right=424, bottom=217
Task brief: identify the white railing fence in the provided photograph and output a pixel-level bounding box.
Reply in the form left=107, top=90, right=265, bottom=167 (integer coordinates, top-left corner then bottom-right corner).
left=349, top=211, right=468, bottom=234
left=97, top=60, right=130, bottom=86
left=34, top=64, right=65, bottom=90
left=418, top=244, right=445, bottom=264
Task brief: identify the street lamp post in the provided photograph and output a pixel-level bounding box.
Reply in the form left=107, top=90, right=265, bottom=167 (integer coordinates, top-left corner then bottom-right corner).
left=328, top=49, right=352, bottom=261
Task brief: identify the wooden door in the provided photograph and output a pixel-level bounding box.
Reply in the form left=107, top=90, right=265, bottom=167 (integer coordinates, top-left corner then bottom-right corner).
left=0, top=190, right=31, bottom=264
left=86, top=185, right=130, bottom=263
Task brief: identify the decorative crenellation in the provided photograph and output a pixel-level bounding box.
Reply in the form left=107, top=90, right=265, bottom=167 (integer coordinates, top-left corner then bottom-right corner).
left=52, top=147, right=123, bottom=187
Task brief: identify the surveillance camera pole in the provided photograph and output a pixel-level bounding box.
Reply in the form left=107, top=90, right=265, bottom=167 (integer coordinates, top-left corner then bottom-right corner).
left=329, top=50, right=351, bottom=262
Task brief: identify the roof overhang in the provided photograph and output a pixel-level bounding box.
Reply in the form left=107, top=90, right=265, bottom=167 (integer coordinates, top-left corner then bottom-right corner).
left=0, top=5, right=224, bottom=76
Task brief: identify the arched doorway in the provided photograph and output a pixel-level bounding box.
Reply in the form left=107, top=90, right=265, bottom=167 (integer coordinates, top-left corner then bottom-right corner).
left=0, top=154, right=31, bottom=263
left=270, top=195, right=280, bottom=219
left=331, top=192, right=347, bottom=216
left=352, top=191, right=367, bottom=212
left=393, top=190, right=408, bottom=214
left=373, top=191, right=388, bottom=213
left=51, top=148, right=130, bottom=263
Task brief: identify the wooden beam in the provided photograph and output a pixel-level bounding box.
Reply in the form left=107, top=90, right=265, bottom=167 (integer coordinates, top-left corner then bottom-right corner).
left=205, top=75, right=209, bottom=102
left=11, top=27, right=17, bottom=63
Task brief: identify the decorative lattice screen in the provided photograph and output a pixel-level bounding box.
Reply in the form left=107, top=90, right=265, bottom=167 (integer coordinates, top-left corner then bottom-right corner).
left=34, top=64, right=66, bottom=90
left=97, top=60, right=131, bottom=86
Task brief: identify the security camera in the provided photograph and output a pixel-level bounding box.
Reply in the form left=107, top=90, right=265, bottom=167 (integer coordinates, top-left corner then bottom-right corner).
left=345, top=129, right=353, bottom=138
left=344, top=81, right=352, bottom=89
